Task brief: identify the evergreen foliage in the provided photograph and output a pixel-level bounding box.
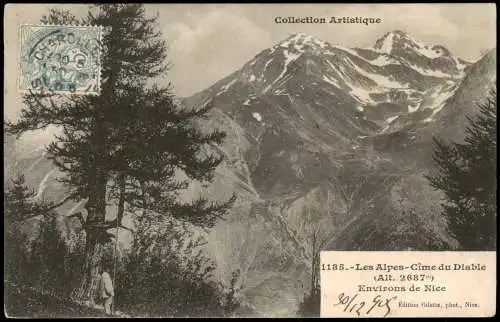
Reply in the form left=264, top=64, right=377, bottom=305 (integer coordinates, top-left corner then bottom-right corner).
left=426, top=87, right=497, bottom=250
left=4, top=175, right=85, bottom=315
left=116, top=216, right=241, bottom=317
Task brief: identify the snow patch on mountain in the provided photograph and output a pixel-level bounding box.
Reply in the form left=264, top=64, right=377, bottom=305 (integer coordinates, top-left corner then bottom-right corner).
left=273, top=50, right=302, bottom=85
left=421, top=99, right=451, bottom=122
left=385, top=115, right=400, bottom=124
left=262, top=85, right=272, bottom=93
left=252, top=112, right=263, bottom=122
left=35, top=169, right=56, bottom=200
left=408, top=102, right=421, bottom=113
left=311, top=38, right=327, bottom=49
left=325, top=59, right=340, bottom=75
left=322, top=75, right=340, bottom=88
left=420, top=82, right=459, bottom=122
left=454, top=57, right=468, bottom=71
left=324, top=58, right=377, bottom=104
left=376, top=32, right=394, bottom=54
left=351, top=87, right=375, bottom=105
left=27, top=155, right=46, bottom=172
left=374, top=31, right=457, bottom=62
left=352, top=63, right=408, bottom=89
left=323, top=56, right=405, bottom=105
left=369, top=54, right=401, bottom=66
left=416, top=46, right=445, bottom=59
left=66, top=200, right=86, bottom=217
left=263, top=58, right=274, bottom=71
left=333, top=46, right=363, bottom=59
left=216, top=78, right=238, bottom=96
left=405, top=62, right=453, bottom=78
left=281, top=33, right=328, bottom=51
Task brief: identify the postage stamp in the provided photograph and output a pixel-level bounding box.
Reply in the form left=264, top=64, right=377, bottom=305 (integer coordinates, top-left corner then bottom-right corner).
left=18, top=25, right=103, bottom=95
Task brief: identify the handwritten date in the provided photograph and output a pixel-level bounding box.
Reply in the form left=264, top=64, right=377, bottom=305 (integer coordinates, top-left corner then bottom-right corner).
left=333, top=292, right=397, bottom=317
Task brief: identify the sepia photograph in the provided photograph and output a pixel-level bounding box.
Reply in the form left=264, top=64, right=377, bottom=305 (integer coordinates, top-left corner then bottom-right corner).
left=3, top=3, right=496, bottom=318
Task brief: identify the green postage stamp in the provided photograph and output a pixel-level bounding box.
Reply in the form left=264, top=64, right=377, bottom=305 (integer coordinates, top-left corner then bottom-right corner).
left=18, top=25, right=103, bottom=95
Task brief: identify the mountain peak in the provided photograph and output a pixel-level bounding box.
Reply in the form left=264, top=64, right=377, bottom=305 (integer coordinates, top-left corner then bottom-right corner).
left=278, top=32, right=328, bottom=50
left=373, top=30, right=416, bottom=54
left=285, top=32, right=311, bottom=41
left=287, top=32, right=308, bottom=39
left=373, top=30, right=453, bottom=59
left=390, top=30, right=409, bottom=37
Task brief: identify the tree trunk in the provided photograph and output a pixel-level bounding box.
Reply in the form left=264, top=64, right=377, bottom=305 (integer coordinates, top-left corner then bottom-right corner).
left=72, top=230, right=104, bottom=304
left=117, top=173, right=126, bottom=223
left=72, top=163, right=108, bottom=304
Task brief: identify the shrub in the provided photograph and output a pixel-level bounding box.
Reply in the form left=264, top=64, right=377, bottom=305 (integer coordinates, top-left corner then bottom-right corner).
left=115, top=216, right=241, bottom=317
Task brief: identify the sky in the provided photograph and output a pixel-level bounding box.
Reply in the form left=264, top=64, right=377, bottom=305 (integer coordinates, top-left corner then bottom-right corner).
left=3, top=3, right=497, bottom=122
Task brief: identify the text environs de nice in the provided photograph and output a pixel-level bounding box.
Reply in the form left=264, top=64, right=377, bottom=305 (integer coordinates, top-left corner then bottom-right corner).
left=274, top=16, right=382, bottom=26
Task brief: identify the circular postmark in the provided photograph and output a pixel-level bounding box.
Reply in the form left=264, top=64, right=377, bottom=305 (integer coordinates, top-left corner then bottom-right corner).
left=19, top=25, right=102, bottom=95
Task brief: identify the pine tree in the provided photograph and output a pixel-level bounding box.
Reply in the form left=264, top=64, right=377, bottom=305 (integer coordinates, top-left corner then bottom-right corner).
left=4, top=174, right=35, bottom=290
left=30, top=216, right=67, bottom=295
left=426, top=87, right=496, bottom=250
left=6, top=4, right=235, bottom=304
left=4, top=174, right=61, bottom=299
left=4, top=174, right=54, bottom=223
left=5, top=174, right=35, bottom=223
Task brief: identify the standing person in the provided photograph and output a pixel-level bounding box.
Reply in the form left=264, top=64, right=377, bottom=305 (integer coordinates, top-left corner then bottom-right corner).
left=99, top=262, right=115, bottom=316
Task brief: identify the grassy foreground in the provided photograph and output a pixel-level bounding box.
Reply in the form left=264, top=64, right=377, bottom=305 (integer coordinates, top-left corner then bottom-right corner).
left=4, top=283, right=120, bottom=318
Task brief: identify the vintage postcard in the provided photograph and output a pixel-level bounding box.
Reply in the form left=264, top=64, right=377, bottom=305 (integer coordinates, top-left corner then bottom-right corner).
left=3, top=3, right=496, bottom=318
